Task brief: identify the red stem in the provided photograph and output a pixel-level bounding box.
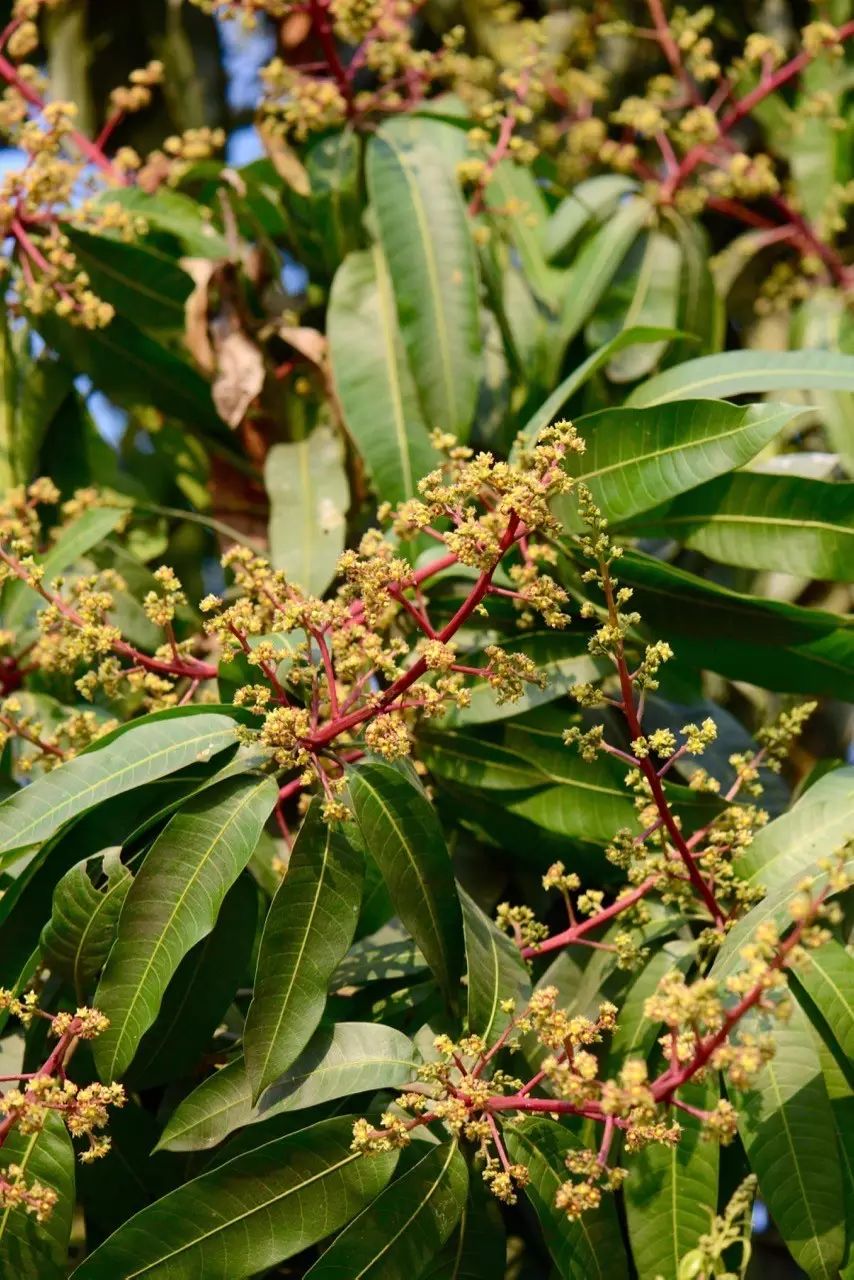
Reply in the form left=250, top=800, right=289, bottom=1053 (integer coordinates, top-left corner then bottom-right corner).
left=521, top=874, right=659, bottom=959
left=307, top=0, right=354, bottom=116
left=305, top=515, right=521, bottom=751
left=0, top=52, right=127, bottom=183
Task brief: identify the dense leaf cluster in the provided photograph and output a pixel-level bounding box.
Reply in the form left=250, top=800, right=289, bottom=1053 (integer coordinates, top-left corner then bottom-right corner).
left=0, top=1, right=851, bottom=1278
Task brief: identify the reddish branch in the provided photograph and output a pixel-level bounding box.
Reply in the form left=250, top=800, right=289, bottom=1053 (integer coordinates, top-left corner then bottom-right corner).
left=0, top=49, right=126, bottom=184
left=0, top=545, right=217, bottom=684
left=0, top=1018, right=79, bottom=1152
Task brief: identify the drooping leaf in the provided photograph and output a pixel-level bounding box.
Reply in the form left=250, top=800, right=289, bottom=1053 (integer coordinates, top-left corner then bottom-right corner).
left=460, top=885, right=531, bottom=1044
left=556, top=400, right=798, bottom=527
left=610, top=549, right=854, bottom=700
left=557, top=196, right=651, bottom=357
left=93, top=187, right=231, bottom=258
left=628, top=348, right=854, bottom=407
left=623, top=1078, right=720, bottom=1280
left=305, top=1140, right=468, bottom=1280
left=505, top=1119, right=630, bottom=1280
left=94, top=774, right=277, bottom=1079
left=265, top=425, right=349, bottom=596
left=158, top=1021, right=418, bottom=1153
left=126, top=873, right=258, bottom=1089
left=0, top=710, right=239, bottom=857
left=367, top=129, right=481, bottom=438
left=328, top=248, right=438, bottom=504
left=63, top=227, right=194, bottom=331
left=243, top=799, right=364, bottom=1101
left=0, top=1113, right=75, bottom=1280
left=484, top=161, right=566, bottom=310
left=36, top=312, right=223, bottom=433
left=71, top=1116, right=398, bottom=1280
left=347, top=761, right=464, bottom=1008
left=791, top=939, right=854, bottom=1071
left=731, top=1003, right=846, bottom=1280
left=418, top=729, right=549, bottom=793
left=590, top=230, right=682, bottom=383
left=420, top=1174, right=506, bottom=1280
left=543, top=175, right=639, bottom=260
left=622, top=471, right=854, bottom=579
left=39, top=847, right=132, bottom=996
left=734, top=766, right=854, bottom=897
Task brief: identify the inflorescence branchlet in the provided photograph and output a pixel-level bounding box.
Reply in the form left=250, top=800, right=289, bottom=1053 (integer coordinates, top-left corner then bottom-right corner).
left=0, top=421, right=845, bottom=1231
left=350, top=861, right=847, bottom=1223
left=0, top=990, right=124, bottom=1222
left=1, top=1, right=851, bottom=336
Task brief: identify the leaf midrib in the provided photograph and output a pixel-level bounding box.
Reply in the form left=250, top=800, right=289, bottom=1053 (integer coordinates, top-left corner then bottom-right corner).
left=105, top=778, right=265, bottom=1076
left=0, top=724, right=235, bottom=849
left=124, top=1147, right=362, bottom=1278
left=350, top=1142, right=458, bottom=1279
left=251, top=822, right=333, bottom=1090
left=578, top=408, right=781, bottom=482
left=383, top=138, right=458, bottom=427
left=356, top=773, right=449, bottom=994
left=374, top=244, right=415, bottom=498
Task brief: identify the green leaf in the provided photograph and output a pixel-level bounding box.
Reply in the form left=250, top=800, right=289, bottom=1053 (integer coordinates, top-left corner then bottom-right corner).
left=334, top=929, right=426, bottom=986
left=460, top=885, right=531, bottom=1043
left=126, top=874, right=258, bottom=1089
left=39, top=847, right=131, bottom=996
left=543, top=175, right=639, bottom=261
left=791, top=940, right=854, bottom=1070
left=71, top=1116, right=398, bottom=1280
left=367, top=129, right=481, bottom=438
left=0, top=1114, right=75, bottom=1280
left=305, top=1140, right=468, bottom=1280
left=731, top=1002, right=845, bottom=1280
left=36, top=312, right=222, bottom=433
left=420, top=1174, right=506, bottom=1280
left=418, top=729, right=549, bottom=792
left=441, top=632, right=608, bottom=726
left=158, top=1021, right=418, bottom=1153
left=623, top=1078, right=720, bottom=1280
left=63, top=227, right=194, bottom=331
left=557, top=196, right=651, bottom=356
left=265, top=425, right=349, bottom=596
left=93, top=187, right=231, bottom=258
left=514, top=325, right=685, bottom=455
left=621, top=472, right=854, bottom=580
left=94, top=774, right=277, bottom=1079
left=505, top=1119, right=630, bottom=1280
left=3, top=505, right=127, bottom=632
left=628, top=349, right=854, bottom=407
left=557, top=400, right=798, bottom=527
left=347, top=762, right=464, bottom=1008
left=712, top=853, right=854, bottom=991
left=328, top=247, right=438, bottom=503
left=244, top=799, right=364, bottom=1100
left=733, top=766, right=854, bottom=897
left=484, top=161, right=566, bottom=309
left=664, top=212, right=723, bottom=364
left=611, top=549, right=854, bottom=700
left=590, top=231, right=682, bottom=383
left=0, top=711, right=238, bottom=857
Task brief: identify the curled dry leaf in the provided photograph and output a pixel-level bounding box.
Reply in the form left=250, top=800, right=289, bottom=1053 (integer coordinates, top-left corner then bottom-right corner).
left=212, top=331, right=266, bottom=429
